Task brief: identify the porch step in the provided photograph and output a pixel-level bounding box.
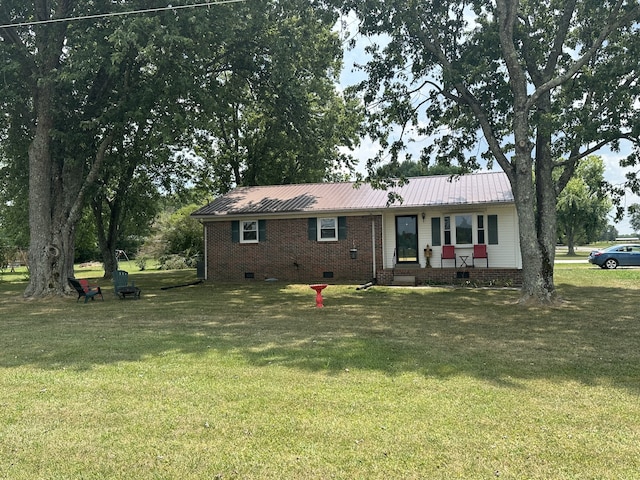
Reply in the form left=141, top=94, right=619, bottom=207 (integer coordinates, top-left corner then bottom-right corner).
left=392, top=275, right=416, bottom=286
left=395, top=262, right=421, bottom=269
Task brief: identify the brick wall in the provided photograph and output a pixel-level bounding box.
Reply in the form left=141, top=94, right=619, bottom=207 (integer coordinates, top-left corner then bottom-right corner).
left=378, top=266, right=523, bottom=287
left=205, top=215, right=383, bottom=283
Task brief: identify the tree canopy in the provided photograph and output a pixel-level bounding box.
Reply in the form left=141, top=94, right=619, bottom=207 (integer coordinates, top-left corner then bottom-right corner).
left=184, top=1, right=362, bottom=195
left=324, top=0, right=640, bottom=303
left=0, top=0, right=360, bottom=297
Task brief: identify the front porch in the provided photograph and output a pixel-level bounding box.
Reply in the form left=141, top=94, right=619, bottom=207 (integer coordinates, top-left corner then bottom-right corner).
left=377, top=265, right=523, bottom=287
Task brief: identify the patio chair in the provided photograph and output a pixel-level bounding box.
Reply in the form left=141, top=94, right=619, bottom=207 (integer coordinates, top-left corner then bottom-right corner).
left=78, top=278, right=99, bottom=292
left=441, top=245, right=456, bottom=267
left=112, top=270, right=129, bottom=294
left=68, top=277, right=104, bottom=303
left=111, top=270, right=141, bottom=299
left=473, top=244, right=488, bottom=267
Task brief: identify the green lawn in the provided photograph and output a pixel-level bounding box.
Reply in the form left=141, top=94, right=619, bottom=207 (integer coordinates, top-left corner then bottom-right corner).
left=1, top=264, right=639, bottom=479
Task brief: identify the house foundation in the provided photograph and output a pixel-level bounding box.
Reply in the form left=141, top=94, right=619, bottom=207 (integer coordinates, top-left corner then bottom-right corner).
left=378, top=266, right=523, bottom=287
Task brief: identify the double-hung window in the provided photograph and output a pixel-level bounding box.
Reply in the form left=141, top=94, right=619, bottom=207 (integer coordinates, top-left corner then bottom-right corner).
left=318, top=217, right=338, bottom=241
left=308, top=217, right=347, bottom=241
left=241, top=220, right=259, bottom=243
left=232, top=219, right=265, bottom=243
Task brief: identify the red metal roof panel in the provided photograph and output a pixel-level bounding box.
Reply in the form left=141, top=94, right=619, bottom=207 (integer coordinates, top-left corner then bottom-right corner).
left=192, top=172, right=513, bottom=217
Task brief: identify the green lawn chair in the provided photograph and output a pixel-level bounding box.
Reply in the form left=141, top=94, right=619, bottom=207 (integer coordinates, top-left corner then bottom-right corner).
left=111, top=270, right=141, bottom=299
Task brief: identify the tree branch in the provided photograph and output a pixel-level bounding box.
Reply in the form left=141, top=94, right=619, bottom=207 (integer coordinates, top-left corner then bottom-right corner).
left=544, top=0, right=578, bottom=79
left=412, top=10, right=514, bottom=180
left=556, top=138, right=619, bottom=192
left=527, top=1, right=640, bottom=110
left=0, top=20, right=37, bottom=79
left=496, top=0, right=528, bottom=101
left=67, top=132, right=115, bottom=228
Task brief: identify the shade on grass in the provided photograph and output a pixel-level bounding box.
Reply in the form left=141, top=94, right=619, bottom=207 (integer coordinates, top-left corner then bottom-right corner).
left=0, top=264, right=639, bottom=479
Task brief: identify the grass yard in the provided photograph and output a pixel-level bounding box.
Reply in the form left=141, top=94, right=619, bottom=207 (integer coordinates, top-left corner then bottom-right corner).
left=0, top=264, right=639, bottom=479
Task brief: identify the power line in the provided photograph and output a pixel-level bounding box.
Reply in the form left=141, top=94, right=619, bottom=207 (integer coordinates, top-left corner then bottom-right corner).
left=0, top=0, right=246, bottom=29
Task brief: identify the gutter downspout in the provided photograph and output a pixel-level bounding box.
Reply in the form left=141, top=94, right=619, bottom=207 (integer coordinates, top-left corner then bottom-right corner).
left=202, top=222, right=208, bottom=281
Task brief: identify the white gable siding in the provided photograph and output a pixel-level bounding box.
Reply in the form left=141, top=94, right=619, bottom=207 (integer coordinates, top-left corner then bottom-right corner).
left=382, top=214, right=395, bottom=268
left=382, top=205, right=521, bottom=269
left=493, top=205, right=522, bottom=269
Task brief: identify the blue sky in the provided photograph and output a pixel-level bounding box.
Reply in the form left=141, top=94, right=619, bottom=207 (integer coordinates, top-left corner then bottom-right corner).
left=336, top=21, right=639, bottom=235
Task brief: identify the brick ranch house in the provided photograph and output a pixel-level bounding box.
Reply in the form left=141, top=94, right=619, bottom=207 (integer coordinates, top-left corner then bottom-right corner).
left=191, top=172, right=523, bottom=286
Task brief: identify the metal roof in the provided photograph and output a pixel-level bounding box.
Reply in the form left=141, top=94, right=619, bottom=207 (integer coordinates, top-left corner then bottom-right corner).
left=191, top=171, right=513, bottom=218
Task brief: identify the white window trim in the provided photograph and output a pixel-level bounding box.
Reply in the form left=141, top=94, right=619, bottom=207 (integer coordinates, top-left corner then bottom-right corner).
left=317, top=217, right=338, bottom=241
left=240, top=220, right=259, bottom=244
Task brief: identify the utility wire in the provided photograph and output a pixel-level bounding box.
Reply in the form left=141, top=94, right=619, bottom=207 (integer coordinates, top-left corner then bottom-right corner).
left=0, top=0, right=246, bottom=29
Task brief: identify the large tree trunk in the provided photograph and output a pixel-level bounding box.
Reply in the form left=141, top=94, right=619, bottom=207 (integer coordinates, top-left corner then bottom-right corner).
left=24, top=90, right=80, bottom=297
left=512, top=171, right=558, bottom=305
left=495, top=1, right=559, bottom=306
left=24, top=90, right=64, bottom=297
left=24, top=95, right=112, bottom=297
left=511, top=158, right=556, bottom=305
left=531, top=91, right=558, bottom=304
left=22, top=0, right=74, bottom=298
left=510, top=109, right=558, bottom=305
left=514, top=215, right=556, bottom=303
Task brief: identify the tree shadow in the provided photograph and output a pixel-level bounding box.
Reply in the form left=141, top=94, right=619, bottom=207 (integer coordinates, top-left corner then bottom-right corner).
left=193, top=191, right=319, bottom=215
left=0, top=281, right=638, bottom=396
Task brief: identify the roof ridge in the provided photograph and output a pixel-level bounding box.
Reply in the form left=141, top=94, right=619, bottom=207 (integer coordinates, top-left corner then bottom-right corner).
left=235, top=170, right=501, bottom=189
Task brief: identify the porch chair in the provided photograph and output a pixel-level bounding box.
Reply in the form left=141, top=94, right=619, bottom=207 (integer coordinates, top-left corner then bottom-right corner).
left=441, top=245, right=456, bottom=267
left=68, top=277, right=103, bottom=303
left=473, top=244, right=488, bottom=267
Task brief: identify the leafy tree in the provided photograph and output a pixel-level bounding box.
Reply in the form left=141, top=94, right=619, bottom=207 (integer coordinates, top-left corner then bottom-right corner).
left=162, top=205, right=203, bottom=259
left=89, top=117, right=183, bottom=277
left=74, top=211, right=100, bottom=264
left=0, top=0, right=165, bottom=296
left=0, top=19, right=32, bottom=256
left=599, top=224, right=618, bottom=242
left=1, top=0, right=358, bottom=296
left=187, top=1, right=362, bottom=195
left=556, top=156, right=611, bottom=253
left=630, top=204, right=640, bottom=233
left=373, top=159, right=467, bottom=178
left=324, top=0, right=640, bottom=304
left=138, top=204, right=203, bottom=270
left=556, top=179, right=605, bottom=253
